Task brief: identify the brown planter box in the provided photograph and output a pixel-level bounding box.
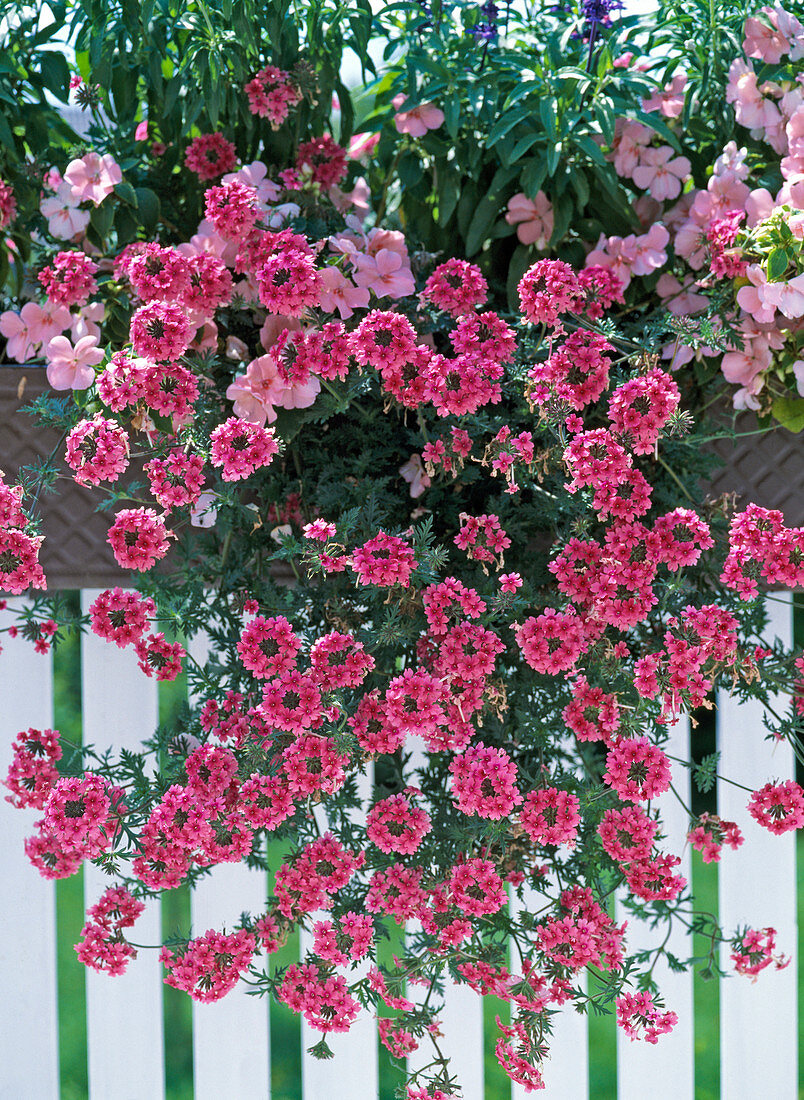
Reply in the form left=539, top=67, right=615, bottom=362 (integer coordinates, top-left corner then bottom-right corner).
left=2, top=368, right=803, bottom=589
left=0, top=366, right=131, bottom=589
left=704, top=410, right=804, bottom=527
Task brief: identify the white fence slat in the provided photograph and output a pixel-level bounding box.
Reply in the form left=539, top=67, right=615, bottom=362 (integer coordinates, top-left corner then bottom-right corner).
left=188, top=630, right=271, bottom=1100
left=301, top=770, right=379, bottom=1100
left=511, top=885, right=589, bottom=1100
left=616, top=715, right=694, bottom=1100
left=191, top=863, right=271, bottom=1099
left=430, top=979, right=485, bottom=1100
left=717, top=593, right=797, bottom=1100
left=405, top=741, right=484, bottom=1099
left=541, top=976, right=589, bottom=1100
left=300, top=962, right=378, bottom=1100
left=0, top=599, right=60, bottom=1100
left=80, top=590, right=165, bottom=1100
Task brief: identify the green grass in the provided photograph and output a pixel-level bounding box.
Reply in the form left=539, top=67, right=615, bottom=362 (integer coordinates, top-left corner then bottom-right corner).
left=163, top=883, right=194, bottom=1100
left=53, top=596, right=88, bottom=1100
left=692, top=857, right=720, bottom=1100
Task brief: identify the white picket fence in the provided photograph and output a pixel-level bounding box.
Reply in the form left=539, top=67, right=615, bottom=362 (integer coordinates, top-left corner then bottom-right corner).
left=0, top=592, right=798, bottom=1099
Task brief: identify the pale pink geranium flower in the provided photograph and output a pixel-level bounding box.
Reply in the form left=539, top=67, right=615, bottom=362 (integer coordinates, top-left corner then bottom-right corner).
left=776, top=174, right=804, bottom=207
left=226, top=356, right=284, bottom=425
left=656, top=273, right=709, bottom=316
left=352, top=249, right=416, bottom=299
left=712, top=141, right=750, bottom=181
left=329, top=178, right=371, bottom=219
left=274, top=371, right=320, bottom=411
left=264, top=202, right=301, bottom=229
left=40, top=181, right=91, bottom=240
left=0, top=304, right=42, bottom=361
left=260, top=315, right=303, bottom=350
left=365, top=227, right=409, bottom=261
left=328, top=230, right=364, bottom=265
left=736, top=265, right=776, bottom=324
left=631, top=224, right=670, bottom=277
left=585, top=233, right=639, bottom=290
left=226, top=343, right=320, bottom=418
left=733, top=380, right=764, bottom=411
left=721, top=337, right=773, bottom=388
left=318, top=267, right=370, bottom=318
left=780, top=82, right=804, bottom=125
left=505, top=192, right=554, bottom=247
left=776, top=7, right=804, bottom=59
left=674, top=219, right=708, bottom=269
left=632, top=146, right=691, bottom=202
left=793, top=359, right=804, bottom=396
left=222, top=161, right=281, bottom=208
left=392, top=94, right=445, bottom=137
left=178, top=219, right=239, bottom=266
left=789, top=211, right=804, bottom=239
left=45, top=334, right=104, bottom=390
left=190, top=319, right=218, bottom=353
left=688, top=174, right=750, bottom=227
left=399, top=454, right=431, bottom=499
left=610, top=119, right=653, bottom=178
left=0, top=300, right=73, bottom=361
left=70, top=301, right=105, bottom=342
left=742, top=15, right=787, bottom=64
left=63, top=153, right=123, bottom=206
left=745, top=187, right=775, bottom=227
left=743, top=10, right=798, bottom=64
left=44, top=167, right=63, bottom=190
left=642, top=73, right=687, bottom=118
left=33, top=301, right=73, bottom=345
left=663, top=338, right=719, bottom=370
left=726, top=59, right=782, bottom=131
left=785, top=107, right=804, bottom=164
left=762, top=273, right=804, bottom=318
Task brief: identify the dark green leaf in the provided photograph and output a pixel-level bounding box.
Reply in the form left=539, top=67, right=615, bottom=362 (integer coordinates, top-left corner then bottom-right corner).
left=134, top=187, right=161, bottom=233
left=89, top=201, right=115, bottom=240
left=767, top=248, right=789, bottom=281
left=39, top=51, right=71, bottom=98
left=114, top=181, right=138, bottom=207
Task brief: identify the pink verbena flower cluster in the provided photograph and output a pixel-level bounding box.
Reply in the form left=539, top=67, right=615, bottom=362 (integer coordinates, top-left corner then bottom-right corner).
left=244, top=65, right=302, bottom=127
left=76, top=887, right=144, bottom=976
left=722, top=504, right=804, bottom=598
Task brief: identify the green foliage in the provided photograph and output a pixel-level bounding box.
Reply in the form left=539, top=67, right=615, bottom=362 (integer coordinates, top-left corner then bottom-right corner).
left=67, top=0, right=366, bottom=235
left=0, top=2, right=79, bottom=289
left=0, top=0, right=373, bottom=305
left=693, top=752, right=721, bottom=795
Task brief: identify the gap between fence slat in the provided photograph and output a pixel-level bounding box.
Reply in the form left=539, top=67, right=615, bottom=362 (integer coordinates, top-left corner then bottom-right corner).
left=615, top=714, right=694, bottom=1100
left=0, top=598, right=60, bottom=1100
left=717, top=593, right=797, bottom=1100
left=187, top=630, right=271, bottom=1100
left=80, top=590, right=165, bottom=1100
